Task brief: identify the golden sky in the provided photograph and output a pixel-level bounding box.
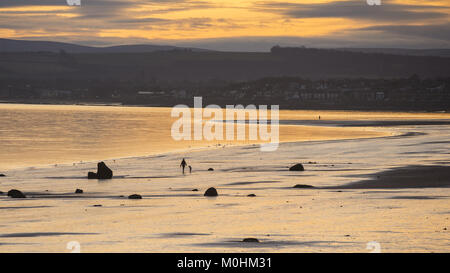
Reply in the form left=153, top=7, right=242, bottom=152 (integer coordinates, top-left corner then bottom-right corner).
left=0, top=0, right=449, bottom=50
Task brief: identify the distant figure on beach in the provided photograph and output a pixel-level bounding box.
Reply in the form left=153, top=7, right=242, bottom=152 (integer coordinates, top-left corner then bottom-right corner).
left=180, top=158, right=187, bottom=174
left=319, top=115, right=321, bottom=120
left=189, top=165, right=192, bottom=173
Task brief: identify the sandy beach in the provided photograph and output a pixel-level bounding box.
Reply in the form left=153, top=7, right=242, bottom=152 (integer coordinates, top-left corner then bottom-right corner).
left=0, top=106, right=449, bottom=252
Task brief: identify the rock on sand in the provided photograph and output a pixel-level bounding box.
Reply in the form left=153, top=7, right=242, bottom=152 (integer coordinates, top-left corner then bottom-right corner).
left=88, top=162, right=113, bottom=179
left=204, top=187, right=218, bottom=197
left=242, top=238, right=259, bottom=243
left=289, top=163, right=304, bottom=171
left=128, top=194, right=142, bottom=199
left=7, top=189, right=26, bottom=198
left=293, top=184, right=314, bottom=188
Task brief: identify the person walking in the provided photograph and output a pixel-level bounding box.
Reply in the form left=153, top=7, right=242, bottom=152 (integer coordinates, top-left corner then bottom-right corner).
left=180, top=158, right=187, bottom=174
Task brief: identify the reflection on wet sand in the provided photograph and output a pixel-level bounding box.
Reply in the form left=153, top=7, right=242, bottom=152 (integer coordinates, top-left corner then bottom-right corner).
left=0, top=105, right=449, bottom=252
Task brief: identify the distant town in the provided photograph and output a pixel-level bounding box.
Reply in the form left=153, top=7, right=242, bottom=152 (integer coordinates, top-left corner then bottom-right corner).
left=1, top=75, right=449, bottom=111
left=0, top=44, right=449, bottom=111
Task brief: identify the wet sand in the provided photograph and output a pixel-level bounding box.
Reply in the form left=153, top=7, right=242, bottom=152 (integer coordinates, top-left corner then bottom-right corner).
left=0, top=108, right=449, bottom=252
left=328, top=165, right=450, bottom=189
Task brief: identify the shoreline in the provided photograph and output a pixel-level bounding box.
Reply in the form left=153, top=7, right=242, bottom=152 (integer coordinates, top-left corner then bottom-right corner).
left=1, top=102, right=449, bottom=172
left=0, top=100, right=449, bottom=113
left=1, top=127, right=401, bottom=173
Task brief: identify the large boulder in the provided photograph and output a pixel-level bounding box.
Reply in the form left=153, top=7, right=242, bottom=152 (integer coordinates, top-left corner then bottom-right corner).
left=87, top=162, right=113, bottom=179
left=97, top=162, right=113, bottom=179
left=289, top=163, right=304, bottom=171
left=7, top=189, right=26, bottom=198
left=204, top=187, right=218, bottom=197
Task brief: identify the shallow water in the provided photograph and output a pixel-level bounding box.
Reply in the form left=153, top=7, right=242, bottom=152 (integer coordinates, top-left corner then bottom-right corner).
left=0, top=104, right=396, bottom=170
left=0, top=104, right=449, bottom=252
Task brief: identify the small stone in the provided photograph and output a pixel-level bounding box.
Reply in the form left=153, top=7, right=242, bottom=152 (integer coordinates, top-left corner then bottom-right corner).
left=242, top=238, right=259, bottom=243
left=204, top=187, right=218, bottom=197
left=128, top=194, right=142, bottom=199
left=208, top=168, right=214, bottom=171
left=247, top=194, right=256, bottom=197
left=192, top=189, right=199, bottom=192
left=293, top=184, right=314, bottom=188
left=75, top=189, right=83, bottom=194
left=93, top=204, right=102, bottom=207
left=87, top=172, right=98, bottom=179
left=0, top=174, right=5, bottom=177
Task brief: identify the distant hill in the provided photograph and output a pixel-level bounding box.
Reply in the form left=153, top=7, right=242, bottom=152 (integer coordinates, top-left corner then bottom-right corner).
left=0, top=45, right=449, bottom=82
left=0, top=38, right=210, bottom=53
left=2, top=39, right=450, bottom=58
left=338, top=48, right=450, bottom=58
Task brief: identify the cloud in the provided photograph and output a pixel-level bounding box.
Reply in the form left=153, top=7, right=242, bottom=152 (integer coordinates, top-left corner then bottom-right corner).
left=357, top=23, right=450, bottom=42
left=0, top=0, right=449, bottom=50
left=0, top=0, right=66, bottom=7
left=257, top=0, right=450, bottom=22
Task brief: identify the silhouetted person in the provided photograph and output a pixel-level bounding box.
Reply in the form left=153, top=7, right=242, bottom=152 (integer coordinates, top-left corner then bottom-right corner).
left=189, top=165, right=192, bottom=174
left=180, top=158, right=187, bottom=174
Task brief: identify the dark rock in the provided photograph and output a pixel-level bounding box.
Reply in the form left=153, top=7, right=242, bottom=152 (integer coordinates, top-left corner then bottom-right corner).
left=75, top=189, right=83, bottom=194
left=242, top=238, right=259, bottom=243
left=192, top=189, right=199, bottom=192
left=289, top=163, right=304, bottom=171
left=7, top=189, right=26, bottom=198
left=208, top=168, right=214, bottom=171
left=0, top=174, right=5, bottom=177
left=128, top=194, right=142, bottom=199
left=87, top=162, right=113, bottom=179
left=93, top=204, right=102, bottom=207
left=204, top=187, right=218, bottom=197
left=247, top=194, right=256, bottom=197
left=293, top=184, right=314, bottom=188
left=97, top=162, right=113, bottom=179
left=0, top=191, right=3, bottom=194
